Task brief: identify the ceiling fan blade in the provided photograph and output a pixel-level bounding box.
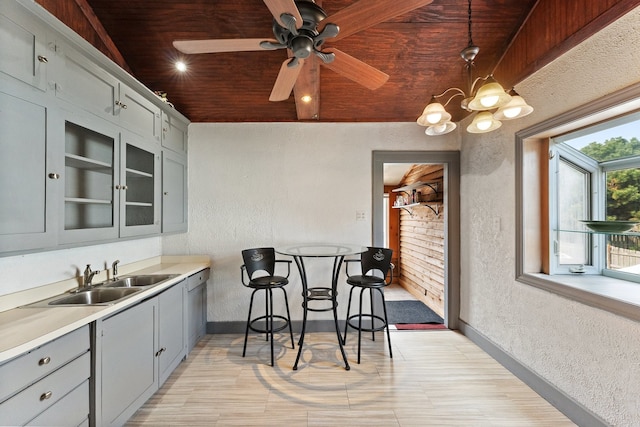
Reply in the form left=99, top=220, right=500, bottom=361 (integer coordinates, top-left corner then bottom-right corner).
left=321, top=48, right=389, bottom=90
left=321, top=0, right=434, bottom=42
left=270, top=58, right=305, bottom=102
left=263, top=0, right=303, bottom=29
left=173, top=39, right=278, bottom=54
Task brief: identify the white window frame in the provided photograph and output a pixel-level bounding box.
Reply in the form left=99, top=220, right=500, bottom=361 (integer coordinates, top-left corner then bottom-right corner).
left=516, top=81, right=640, bottom=323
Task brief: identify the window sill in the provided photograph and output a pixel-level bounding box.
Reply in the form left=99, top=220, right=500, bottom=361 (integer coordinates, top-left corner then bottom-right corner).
left=519, top=273, right=640, bottom=322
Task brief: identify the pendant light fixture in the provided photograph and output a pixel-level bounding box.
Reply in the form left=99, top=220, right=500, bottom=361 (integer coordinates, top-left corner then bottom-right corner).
left=417, top=0, right=533, bottom=136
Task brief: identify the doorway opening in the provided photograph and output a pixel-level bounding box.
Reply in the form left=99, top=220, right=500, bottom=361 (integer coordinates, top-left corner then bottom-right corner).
left=372, top=151, right=460, bottom=329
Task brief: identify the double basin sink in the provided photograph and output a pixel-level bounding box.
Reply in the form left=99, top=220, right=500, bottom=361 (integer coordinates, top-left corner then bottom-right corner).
left=24, top=274, right=179, bottom=307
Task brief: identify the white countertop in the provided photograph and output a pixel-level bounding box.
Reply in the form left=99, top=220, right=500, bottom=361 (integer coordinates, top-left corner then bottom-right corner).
left=0, top=256, right=210, bottom=363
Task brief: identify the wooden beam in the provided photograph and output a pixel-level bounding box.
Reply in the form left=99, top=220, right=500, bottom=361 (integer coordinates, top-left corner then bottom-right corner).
left=72, top=0, right=132, bottom=73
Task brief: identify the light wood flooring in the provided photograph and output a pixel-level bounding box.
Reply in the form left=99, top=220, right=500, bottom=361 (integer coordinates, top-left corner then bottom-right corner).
left=126, top=330, right=576, bottom=426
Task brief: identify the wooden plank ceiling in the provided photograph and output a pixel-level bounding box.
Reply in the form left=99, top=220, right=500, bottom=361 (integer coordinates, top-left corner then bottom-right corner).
left=37, top=0, right=639, bottom=123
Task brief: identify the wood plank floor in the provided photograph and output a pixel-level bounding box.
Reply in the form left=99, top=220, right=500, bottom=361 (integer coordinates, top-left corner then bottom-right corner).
left=126, top=330, right=576, bottom=426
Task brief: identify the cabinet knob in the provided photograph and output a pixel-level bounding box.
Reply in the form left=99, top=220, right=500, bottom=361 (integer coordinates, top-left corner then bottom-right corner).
left=115, top=101, right=128, bottom=109
left=48, top=173, right=60, bottom=180
left=38, top=356, right=51, bottom=365
left=40, top=391, right=53, bottom=401
left=115, top=185, right=121, bottom=190
left=164, top=192, right=169, bottom=196
left=37, top=55, right=48, bottom=63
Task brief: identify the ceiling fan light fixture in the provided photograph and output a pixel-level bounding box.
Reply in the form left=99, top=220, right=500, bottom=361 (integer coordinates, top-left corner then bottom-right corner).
left=426, top=121, right=456, bottom=136
left=467, top=111, right=502, bottom=133
left=493, top=88, right=534, bottom=120
left=175, top=61, right=187, bottom=72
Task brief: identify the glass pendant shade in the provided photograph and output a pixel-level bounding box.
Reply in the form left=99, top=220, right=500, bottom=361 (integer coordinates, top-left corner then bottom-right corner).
left=425, top=121, right=456, bottom=136
left=493, top=94, right=534, bottom=120
left=468, top=78, right=511, bottom=111
left=417, top=99, right=451, bottom=126
left=467, top=111, right=502, bottom=133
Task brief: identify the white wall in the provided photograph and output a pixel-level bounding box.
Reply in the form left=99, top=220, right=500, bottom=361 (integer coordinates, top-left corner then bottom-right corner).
left=174, top=123, right=458, bottom=324
left=458, top=6, right=640, bottom=426
left=0, top=237, right=162, bottom=296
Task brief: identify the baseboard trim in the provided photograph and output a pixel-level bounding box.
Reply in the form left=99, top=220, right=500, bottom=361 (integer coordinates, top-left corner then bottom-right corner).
left=458, top=320, right=609, bottom=427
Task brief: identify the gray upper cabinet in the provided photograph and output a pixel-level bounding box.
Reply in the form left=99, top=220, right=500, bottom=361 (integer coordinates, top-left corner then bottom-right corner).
left=118, top=84, right=162, bottom=143
left=53, top=40, right=118, bottom=122
left=0, top=0, right=188, bottom=255
left=0, top=1, right=49, bottom=92
left=161, top=111, right=188, bottom=154
left=0, top=90, right=59, bottom=253
left=120, top=131, right=161, bottom=237
left=162, top=150, right=188, bottom=233
left=59, top=113, right=119, bottom=245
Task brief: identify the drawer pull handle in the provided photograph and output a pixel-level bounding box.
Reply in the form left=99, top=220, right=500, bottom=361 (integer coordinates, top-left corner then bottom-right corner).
left=38, top=356, right=51, bottom=366
left=40, top=391, right=52, bottom=401
left=37, top=55, right=48, bottom=63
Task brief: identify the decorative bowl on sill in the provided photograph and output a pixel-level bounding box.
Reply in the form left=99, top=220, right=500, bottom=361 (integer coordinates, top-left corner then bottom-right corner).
left=580, top=220, right=638, bottom=233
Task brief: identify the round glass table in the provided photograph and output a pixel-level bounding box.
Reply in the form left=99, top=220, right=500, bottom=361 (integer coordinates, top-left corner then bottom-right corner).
left=276, top=243, right=367, bottom=370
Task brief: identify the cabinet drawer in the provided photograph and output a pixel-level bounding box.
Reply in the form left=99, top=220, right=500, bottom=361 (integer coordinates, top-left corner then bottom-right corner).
left=27, top=379, right=89, bottom=427
left=0, top=351, right=90, bottom=426
left=0, top=325, right=89, bottom=402
left=187, top=268, right=210, bottom=291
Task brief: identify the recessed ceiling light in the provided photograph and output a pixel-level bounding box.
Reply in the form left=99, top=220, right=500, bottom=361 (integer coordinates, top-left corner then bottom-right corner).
left=175, top=61, right=187, bottom=72
left=301, top=95, right=312, bottom=103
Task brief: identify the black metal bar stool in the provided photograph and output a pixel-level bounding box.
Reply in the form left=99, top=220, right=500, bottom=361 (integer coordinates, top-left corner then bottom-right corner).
left=343, top=247, right=394, bottom=364
left=241, top=247, right=295, bottom=366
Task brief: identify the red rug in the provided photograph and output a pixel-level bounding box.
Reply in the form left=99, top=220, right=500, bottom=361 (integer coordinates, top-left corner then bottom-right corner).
left=394, top=323, right=447, bottom=330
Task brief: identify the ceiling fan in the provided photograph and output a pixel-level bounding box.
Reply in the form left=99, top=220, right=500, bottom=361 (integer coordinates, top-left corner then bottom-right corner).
left=172, top=0, right=434, bottom=118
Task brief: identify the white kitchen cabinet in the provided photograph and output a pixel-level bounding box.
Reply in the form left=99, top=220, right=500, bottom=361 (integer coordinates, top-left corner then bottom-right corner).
left=187, top=268, right=209, bottom=352
left=0, top=0, right=49, bottom=91
left=0, top=90, right=59, bottom=254
left=97, top=280, right=186, bottom=426
left=0, top=325, right=90, bottom=426
left=162, top=150, right=188, bottom=233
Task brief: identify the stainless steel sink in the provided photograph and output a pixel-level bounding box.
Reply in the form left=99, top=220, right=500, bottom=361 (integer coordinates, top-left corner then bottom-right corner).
left=99, top=274, right=178, bottom=288
left=47, top=288, right=141, bottom=305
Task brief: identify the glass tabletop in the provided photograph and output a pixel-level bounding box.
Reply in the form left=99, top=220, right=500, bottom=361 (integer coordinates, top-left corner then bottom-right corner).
left=276, top=243, right=367, bottom=257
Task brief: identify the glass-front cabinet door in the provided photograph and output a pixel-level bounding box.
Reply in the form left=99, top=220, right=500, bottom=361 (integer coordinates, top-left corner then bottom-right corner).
left=119, top=131, right=161, bottom=237
left=60, top=117, right=119, bottom=244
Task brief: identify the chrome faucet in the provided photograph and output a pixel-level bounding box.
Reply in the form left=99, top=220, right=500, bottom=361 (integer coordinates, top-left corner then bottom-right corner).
left=112, top=259, right=120, bottom=280
left=83, top=264, right=100, bottom=288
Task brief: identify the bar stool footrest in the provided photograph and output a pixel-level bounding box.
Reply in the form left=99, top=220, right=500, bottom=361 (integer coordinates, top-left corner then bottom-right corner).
left=248, top=315, right=290, bottom=334
left=346, top=313, right=388, bottom=333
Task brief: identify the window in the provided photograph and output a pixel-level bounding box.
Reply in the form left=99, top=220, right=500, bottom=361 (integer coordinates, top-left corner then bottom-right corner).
left=551, top=112, right=640, bottom=280
left=516, top=81, right=640, bottom=322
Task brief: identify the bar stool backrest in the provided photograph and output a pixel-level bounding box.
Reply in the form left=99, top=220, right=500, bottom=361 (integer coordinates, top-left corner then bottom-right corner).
left=361, top=247, right=393, bottom=283
left=242, top=247, right=276, bottom=279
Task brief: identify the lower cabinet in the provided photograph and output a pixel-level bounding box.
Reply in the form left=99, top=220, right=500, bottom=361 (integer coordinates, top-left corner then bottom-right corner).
left=187, top=268, right=209, bottom=352
left=0, top=325, right=90, bottom=427
left=95, top=280, right=186, bottom=426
